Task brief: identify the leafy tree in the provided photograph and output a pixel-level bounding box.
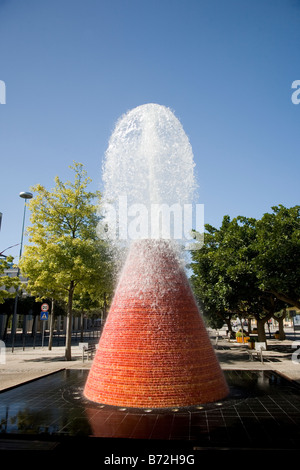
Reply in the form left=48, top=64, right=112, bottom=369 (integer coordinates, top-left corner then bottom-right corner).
left=190, top=220, right=237, bottom=336
left=255, top=205, right=300, bottom=310
left=190, top=215, right=278, bottom=342
left=0, top=256, right=21, bottom=303
left=190, top=207, right=300, bottom=342
left=19, top=162, right=114, bottom=360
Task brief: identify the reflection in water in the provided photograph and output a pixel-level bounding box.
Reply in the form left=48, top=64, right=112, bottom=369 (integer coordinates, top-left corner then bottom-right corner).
left=0, top=369, right=300, bottom=447
left=0, top=370, right=91, bottom=437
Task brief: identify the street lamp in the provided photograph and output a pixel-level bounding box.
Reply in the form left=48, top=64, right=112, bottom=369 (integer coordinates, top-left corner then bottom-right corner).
left=18, top=192, right=33, bottom=260
left=11, top=191, right=33, bottom=352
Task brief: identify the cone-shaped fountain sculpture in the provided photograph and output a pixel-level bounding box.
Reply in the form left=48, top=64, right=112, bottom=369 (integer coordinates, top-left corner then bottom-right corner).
left=84, top=239, right=228, bottom=408
left=84, top=103, right=229, bottom=408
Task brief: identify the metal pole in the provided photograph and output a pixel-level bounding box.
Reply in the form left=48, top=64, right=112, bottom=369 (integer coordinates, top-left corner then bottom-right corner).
left=11, top=201, right=26, bottom=352
left=11, top=192, right=32, bottom=352
left=42, top=321, right=45, bottom=348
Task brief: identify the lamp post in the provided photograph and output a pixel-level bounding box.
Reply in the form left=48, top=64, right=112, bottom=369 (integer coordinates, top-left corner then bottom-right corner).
left=11, top=191, right=33, bottom=352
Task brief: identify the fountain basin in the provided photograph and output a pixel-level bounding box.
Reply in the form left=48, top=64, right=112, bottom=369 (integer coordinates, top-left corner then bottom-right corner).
left=1, top=369, right=300, bottom=451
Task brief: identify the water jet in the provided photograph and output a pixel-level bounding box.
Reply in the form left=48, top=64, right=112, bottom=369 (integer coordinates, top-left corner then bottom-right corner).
left=84, top=103, right=229, bottom=408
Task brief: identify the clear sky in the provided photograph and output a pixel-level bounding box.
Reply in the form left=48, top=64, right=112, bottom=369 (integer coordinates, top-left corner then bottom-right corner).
left=1, top=0, right=300, bottom=260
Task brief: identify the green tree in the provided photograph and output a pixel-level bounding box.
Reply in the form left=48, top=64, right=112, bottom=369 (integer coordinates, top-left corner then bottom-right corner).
left=190, top=215, right=273, bottom=342
left=191, top=212, right=292, bottom=343
left=255, top=205, right=300, bottom=310
left=190, top=220, right=237, bottom=336
left=19, top=162, right=113, bottom=360
left=0, top=256, right=21, bottom=303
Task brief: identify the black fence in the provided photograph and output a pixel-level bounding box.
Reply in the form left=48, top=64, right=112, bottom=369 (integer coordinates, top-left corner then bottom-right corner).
left=3, top=325, right=102, bottom=349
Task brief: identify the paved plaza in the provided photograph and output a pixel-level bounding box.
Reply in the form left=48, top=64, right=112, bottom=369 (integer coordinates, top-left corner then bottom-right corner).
left=0, top=329, right=300, bottom=456
left=1, top=329, right=300, bottom=390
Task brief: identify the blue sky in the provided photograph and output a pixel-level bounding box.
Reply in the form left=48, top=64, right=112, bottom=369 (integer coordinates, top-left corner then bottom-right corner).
left=0, top=0, right=300, bottom=260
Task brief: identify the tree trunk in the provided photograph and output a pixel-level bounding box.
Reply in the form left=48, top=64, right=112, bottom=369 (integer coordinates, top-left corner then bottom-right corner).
left=277, top=315, right=286, bottom=340
left=31, top=314, right=37, bottom=336
left=3, top=313, right=11, bottom=341
left=224, top=317, right=234, bottom=338
left=257, top=318, right=267, bottom=344
left=65, top=281, right=75, bottom=361
left=80, top=310, right=84, bottom=342
left=48, top=299, right=55, bottom=350
left=238, top=315, right=244, bottom=341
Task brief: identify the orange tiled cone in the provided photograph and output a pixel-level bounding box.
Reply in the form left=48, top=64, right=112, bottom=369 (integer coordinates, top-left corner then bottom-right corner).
left=84, top=240, right=229, bottom=408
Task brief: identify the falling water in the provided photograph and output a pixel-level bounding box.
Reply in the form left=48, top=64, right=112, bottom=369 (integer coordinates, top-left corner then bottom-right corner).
left=84, top=102, right=229, bottom=407
left=98, top=103, right=199, bottom=252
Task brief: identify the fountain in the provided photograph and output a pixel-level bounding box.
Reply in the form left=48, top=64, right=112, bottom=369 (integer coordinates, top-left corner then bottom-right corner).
left=1, top=104, right=300, bottom=451
left=84, top=103, right=229, bottom=408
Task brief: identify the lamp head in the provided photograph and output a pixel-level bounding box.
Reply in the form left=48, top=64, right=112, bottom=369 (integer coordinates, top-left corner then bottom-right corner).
left=19, top=191, right=33, bottom=199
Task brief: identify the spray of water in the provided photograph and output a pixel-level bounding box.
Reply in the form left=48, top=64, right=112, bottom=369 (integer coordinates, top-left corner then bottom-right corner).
left=99, top=103, right=198, bottom=250
left=83, top=104, right=229, bottom=407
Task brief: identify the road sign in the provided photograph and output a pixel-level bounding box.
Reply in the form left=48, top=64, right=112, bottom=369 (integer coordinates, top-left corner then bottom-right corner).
left=293, top=314, right=300, bottom=331
left=41, top=303, right=49, bottom=312
left=40, top=311, right=49, bottom=321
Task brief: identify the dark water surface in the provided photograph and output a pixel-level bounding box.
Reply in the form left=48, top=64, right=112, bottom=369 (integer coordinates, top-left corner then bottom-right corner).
left=0, top=369, right=300, bottom=451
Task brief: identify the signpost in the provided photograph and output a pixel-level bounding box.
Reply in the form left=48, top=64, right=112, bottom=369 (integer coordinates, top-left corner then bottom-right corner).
left=40, top=303, right=49, bottom=348
left=40, top=311, right=49, bottom=321
left=293, top=314, right=300, bottom=339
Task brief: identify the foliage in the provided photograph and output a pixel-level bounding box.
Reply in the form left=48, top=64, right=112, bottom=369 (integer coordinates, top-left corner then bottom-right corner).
left=190, top=215, right=260, bottom=325
left=0, top=256, right=21, bottom=303
left=255, top=205, right=300, bottom=309
left=19, top=162, right=114, bottom=360
left=190, top=206, right=300, bottom=342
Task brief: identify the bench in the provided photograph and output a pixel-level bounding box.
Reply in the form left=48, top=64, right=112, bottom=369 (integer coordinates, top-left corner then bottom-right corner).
left=79, top=342, right=97, bottom=362
left=222, top=332, right=233, bottom=342
left=247, top=342, right=267, bottom=363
